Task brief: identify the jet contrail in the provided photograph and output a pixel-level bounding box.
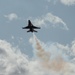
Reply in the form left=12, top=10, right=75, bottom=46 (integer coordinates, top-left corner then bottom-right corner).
left=35, top=37, right=50, bottom=62
left=32, top=34, right=72, bottom=73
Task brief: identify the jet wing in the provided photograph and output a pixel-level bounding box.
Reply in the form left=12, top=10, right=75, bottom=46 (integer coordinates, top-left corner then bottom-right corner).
left=32, top=26, right=40, bottom=29
left=22, top=26, right=30, bottom=29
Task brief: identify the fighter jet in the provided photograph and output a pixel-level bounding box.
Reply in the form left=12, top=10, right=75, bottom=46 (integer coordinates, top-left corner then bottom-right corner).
left=22, top=20, right=40, bottom=32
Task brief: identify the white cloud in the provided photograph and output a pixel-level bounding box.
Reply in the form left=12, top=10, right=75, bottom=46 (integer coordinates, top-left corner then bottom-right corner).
left=11, top=36, right=15, bottom=39
left=0, top=39, right=29, bottom=75
left=0, top=39, right=46, bottom=75
left=71, top=40, right=75, bottom=55
left=33, top=13, right=69, bottom=30
left=31, top=34, right=75, bottom=75
left=60, top=0, right=75, bottom=6
left=4, top=13, right=18, bottom=21
left=1, top=36, right=75, bottom=75
left=46, top=0, right=75, bottom=6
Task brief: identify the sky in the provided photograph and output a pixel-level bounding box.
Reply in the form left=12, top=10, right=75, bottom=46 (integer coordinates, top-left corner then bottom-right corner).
left=0, top=0, right=75, bottom=75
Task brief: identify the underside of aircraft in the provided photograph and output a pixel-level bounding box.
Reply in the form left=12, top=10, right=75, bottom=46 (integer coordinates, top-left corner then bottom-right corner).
left=22, top=20, right=40, bottom=33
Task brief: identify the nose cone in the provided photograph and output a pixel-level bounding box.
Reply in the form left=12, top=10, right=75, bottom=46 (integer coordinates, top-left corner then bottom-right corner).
left=28, top=20, right=30, bottom=22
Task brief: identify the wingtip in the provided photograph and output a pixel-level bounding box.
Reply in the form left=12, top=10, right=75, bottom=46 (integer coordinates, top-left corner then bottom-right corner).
left=37, top=27, right=41, bottom=29
left=22, top=27, right=24, bottom=29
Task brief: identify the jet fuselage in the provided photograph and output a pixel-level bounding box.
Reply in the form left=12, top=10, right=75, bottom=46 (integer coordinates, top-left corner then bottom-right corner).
left=22, top=20, right=40, bottom=33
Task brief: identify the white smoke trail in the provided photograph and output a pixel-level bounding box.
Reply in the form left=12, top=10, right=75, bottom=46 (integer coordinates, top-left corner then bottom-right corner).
left=0, top=34, right=75, bottom=75
left=0, top=39, right=45, bottom=75
left=30, top=34, right=75, bottom=75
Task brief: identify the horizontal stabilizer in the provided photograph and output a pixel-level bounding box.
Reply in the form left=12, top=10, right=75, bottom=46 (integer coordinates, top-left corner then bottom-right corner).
left=33, top=30, right=37, bottom=32
left=27, top=30, right=31, bottom=32
left=22, top=26, right=29, bottom=29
